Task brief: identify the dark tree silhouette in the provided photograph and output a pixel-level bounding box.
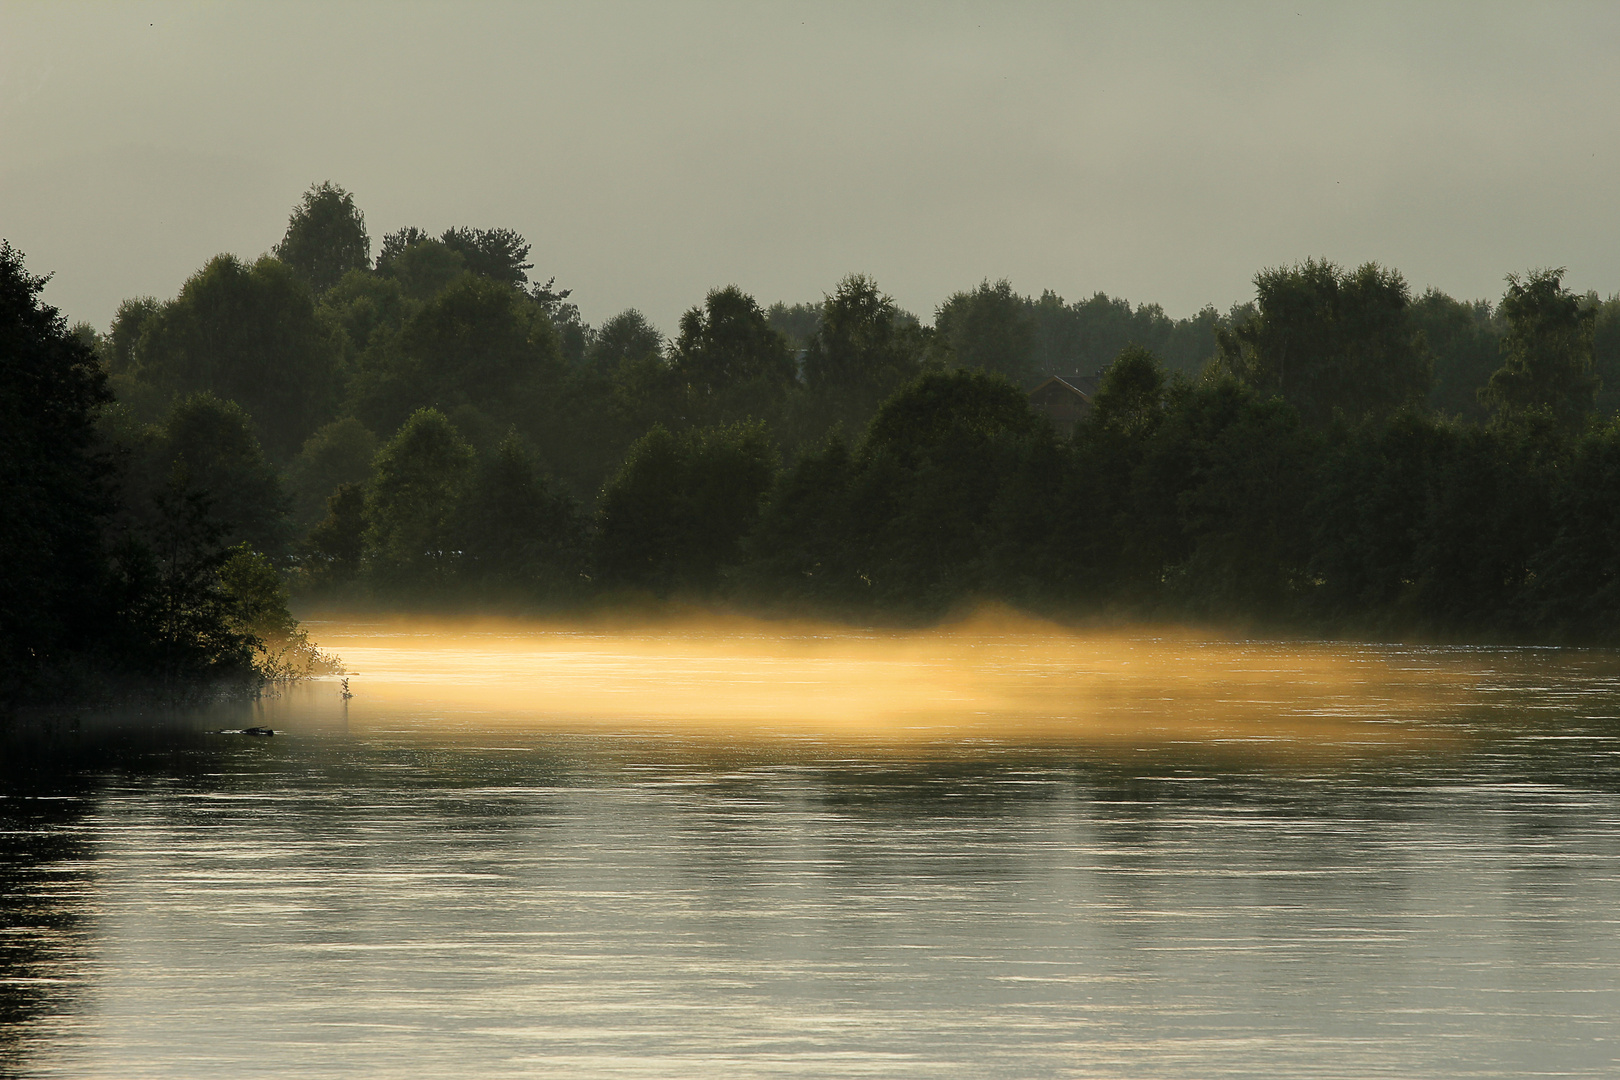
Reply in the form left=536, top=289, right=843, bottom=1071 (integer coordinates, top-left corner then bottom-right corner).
left=1482, top=268, right=1599, bottom=430
left=0, top=241, right=115, bottom=701
left=274, top=182, right=371, bottom=295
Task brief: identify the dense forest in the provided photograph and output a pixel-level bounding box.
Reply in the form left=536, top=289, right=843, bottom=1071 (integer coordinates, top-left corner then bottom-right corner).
left=9, top=180, right=1620, bottom=707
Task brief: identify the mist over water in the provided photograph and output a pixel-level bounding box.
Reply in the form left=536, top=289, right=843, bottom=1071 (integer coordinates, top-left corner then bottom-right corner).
left=306, top=612, right=1485, bottom=750
left=5, top=619, right=1620, bottom=1077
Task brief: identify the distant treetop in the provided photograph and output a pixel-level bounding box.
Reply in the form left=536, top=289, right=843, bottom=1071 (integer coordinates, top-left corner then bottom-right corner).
left=274, top=182, right=370, bottom=296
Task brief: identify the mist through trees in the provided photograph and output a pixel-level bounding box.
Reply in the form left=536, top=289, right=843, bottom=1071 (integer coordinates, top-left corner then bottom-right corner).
left=12, top=183, right=1620, bottom=706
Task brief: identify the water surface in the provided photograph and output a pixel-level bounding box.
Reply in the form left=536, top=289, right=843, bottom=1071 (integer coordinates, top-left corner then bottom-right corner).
left=4, top=617, right=1620, bottom=1077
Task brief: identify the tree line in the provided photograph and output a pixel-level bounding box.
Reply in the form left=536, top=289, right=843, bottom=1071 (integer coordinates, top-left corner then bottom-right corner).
left=1, top=241, right=335, bottom=712
left=9, top=180, right=1620, bottom=706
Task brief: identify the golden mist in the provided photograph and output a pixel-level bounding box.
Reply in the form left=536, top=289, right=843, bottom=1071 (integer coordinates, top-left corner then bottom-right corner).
left=299, top=608, right=1490, bottom=756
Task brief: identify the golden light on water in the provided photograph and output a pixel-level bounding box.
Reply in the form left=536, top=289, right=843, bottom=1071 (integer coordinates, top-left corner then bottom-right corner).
left=299, top=609, right=1489, bottom=755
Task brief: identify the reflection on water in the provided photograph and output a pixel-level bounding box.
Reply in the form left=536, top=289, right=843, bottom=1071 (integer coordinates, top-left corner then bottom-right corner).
left=4, top=617, right=1620, bottom=1077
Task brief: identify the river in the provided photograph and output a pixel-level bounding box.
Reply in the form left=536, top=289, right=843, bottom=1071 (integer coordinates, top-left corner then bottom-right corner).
left=4, top=614, right=1619, bottom=1078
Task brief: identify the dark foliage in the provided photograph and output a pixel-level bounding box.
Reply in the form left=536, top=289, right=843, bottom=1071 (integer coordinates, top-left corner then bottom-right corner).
left=596, top=423, right=777, bottom=594
left=800, top=275, right=928, bottom=430
left=669, top=287, right=796, bottom=427
left=345, top=274, right=565, bottom=443
left=746, top=370, right=1040, bottom=617
left=1217, top=260, right=1433, bottom=428
left=286, top=418, right=378, bottom=529
left=274, top=181, right=371, bottom=296
left=456, top=434, right=587, bottom=602
left=935, top=280, right=1039, bottom=386
left=2, top=244, right=263, bottom=708
left=1412, top=289, right=1500, bottom=421
left=1026, top=291, right=1221, bottom=380
left=363, top=408, right=476, bottom=591
left=0, top=241, right=116, bottom=701
left=131, top=254, right=342, bottom=460
left=439, top=227, right=534, bottom=289
left=303, top=482, right=368, bottom=588
left=115, top=482, right=260, bottom=688
left=1482, top=268, right=1599, bottom=430
left=38, top=183, right=1620, bottom=655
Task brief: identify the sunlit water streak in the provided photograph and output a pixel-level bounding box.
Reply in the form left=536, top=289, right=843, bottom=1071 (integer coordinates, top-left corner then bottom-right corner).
left=4, top=615, right=1620, bottom=1078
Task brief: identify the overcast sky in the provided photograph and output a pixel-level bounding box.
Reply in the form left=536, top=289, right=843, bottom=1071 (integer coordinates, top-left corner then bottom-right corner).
left=3, top=1, right=1617, bottom=335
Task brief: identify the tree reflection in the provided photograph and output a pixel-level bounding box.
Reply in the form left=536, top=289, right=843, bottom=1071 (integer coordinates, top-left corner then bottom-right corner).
left=0, top=767, right=97, bottom=1062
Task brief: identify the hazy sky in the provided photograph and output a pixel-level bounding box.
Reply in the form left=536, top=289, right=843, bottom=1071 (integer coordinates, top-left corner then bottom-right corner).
left=3, top=1, right=1618, bottom=335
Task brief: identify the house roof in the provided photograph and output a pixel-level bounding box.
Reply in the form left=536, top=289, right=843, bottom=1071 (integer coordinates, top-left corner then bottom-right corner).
left=1028, top=375, right=1093, bottom=404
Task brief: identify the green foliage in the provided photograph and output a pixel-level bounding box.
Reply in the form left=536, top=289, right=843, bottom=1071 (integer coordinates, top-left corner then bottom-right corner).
left=274, top=182, right=371, bottom=296
left=0, top=240, right=116, bottom=700
left=287, top=418, right=378, bottom=528
left=1087, top=345, right=1167, bottom=439
left=1217, top=260, right=1433, bottom=427
left=97, top=299, right=170, bottom=427
left=318, top=269, right=411, bottom=361
left=935, top=280, right=1038, bottom=386
left=217, top=545, right=335, bottom=678
left=303, top=482, right=368, bottom=588
left=116, top=480, right=260, bottom=689
left=862, top=368, right=1037, bottom=469
left=1482, top=268, right=1599, bottom=430
left=1027, top=290, right=1222, bottom=379
left=551, top=310, right=589, bottom=369
left=347, top=274, right=564, bottom=439
left=133, top=254, right=342, bottom=459
left=376, top=231, right=468, bottom=302
left=68, top=181, right=1620, bottom=645
left=440, top=227, right=533, bottom=288
left=990, top=352, right=1165, bottom=611
left=1592, top=295, right=1620, bottom=417
left=1299, top=411, right=1573, bottom=637
left=160, top=392, right=291, bottom=557
left=549, top=309, right=675, bottom=495
left=749, top=369, right=1042, bottom=616
left=457, top=433, right=587, bottom=601
left=741, top=434, right=860, bottom=608
left=1067, top=351, right=1179, bottom=600
left=218, top=546, right=297, bottom=648
left=1407, top=422, right=1560, bottom=632
left=69, top=320, right=99, bottom=352
left=997, top=353, right=1315, bottom=622
left=98, top=392, right=292, bottom=626
left=1146, top=378, right=1315, bottom=617
left=401, top=274, right=562, bottom=411
left=765, top=301, right=821, bottom=350
left=1411, top=289, right=1501, bottom=421
left=375, top=227, right=429, bottom=273
left=364, top=408, right=476, bottom=588
left=99, top=297, right=169, bottom=420
left=800, top=274, right=927, bottom=431
left=854, top=371, right=1044, bottom=612
left=102, top=296, right=161, bottom=376
left=1306, top=410, right=1450, bottom=627
left=595, top=422, right=778, bottom=593
left=587, top=309, right=665, bottom=377
left=1527, top=420, right=1620, bottom=636
left=530, top=277, right=582, bottom=341
left=375, top=225, right=537, bottom=300
left=670, top=287, right=795, bottom=425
